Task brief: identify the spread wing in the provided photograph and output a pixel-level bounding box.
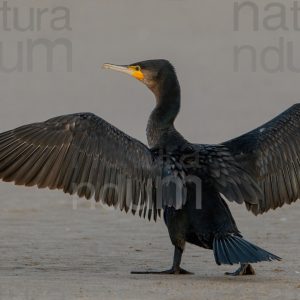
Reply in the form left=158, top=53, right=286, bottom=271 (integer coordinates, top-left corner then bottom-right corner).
left=223, top=104, right=300, bottom=214
left=0, top=113, right=163, bottom=220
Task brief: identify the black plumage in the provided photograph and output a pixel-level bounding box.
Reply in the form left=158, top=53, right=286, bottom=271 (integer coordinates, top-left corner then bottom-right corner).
left=1, top=59, right=298, bottom=276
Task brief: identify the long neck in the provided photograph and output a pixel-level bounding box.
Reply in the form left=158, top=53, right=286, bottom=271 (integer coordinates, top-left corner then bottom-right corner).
left=146, top=76, right=182, bottom=148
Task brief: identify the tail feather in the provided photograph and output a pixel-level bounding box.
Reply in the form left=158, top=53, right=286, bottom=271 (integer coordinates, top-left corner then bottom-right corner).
left=215, top=239, right=226, bottom=265
left=225, top=238, right=245, bottom=263
left=213, top=235, right=281, bottom=265
left=228, top=237, right=256, bottom=263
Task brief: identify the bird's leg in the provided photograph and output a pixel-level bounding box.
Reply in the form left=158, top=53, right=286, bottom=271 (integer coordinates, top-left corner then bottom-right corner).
left=166, top=246, right=193, bottom=274
left=225, top=263, right=255, bottom=276
left=131, top=246, right=193, bottom=275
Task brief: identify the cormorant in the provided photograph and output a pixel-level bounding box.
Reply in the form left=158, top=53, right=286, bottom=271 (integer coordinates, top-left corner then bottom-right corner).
left=2, top=59, right=300, bottom=276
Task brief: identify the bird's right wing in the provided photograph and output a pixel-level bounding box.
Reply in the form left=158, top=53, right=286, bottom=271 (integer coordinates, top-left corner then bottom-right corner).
left=0, top=113, right=164, bottom=220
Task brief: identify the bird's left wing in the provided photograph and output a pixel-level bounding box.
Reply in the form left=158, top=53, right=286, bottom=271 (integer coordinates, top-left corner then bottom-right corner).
left=0, top=113, right=163, bottom=220
left=223, top=104, right=300, bottom=215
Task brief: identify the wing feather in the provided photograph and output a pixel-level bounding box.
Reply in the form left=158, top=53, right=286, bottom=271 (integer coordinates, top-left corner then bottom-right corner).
left=0, top=113, right=162, bottom=220
left=224, top=104, right=300, bottom=214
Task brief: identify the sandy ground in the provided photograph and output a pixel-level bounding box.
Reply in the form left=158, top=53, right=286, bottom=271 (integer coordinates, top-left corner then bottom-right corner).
left=0, top=183, right=299, bottom=300
left=0, top=0, right=300, bottom=299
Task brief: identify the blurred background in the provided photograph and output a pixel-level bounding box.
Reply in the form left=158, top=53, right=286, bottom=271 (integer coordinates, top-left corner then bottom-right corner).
left=0, top=1, right=299, bottom=299
left=1, top=0, right=299, bottom=144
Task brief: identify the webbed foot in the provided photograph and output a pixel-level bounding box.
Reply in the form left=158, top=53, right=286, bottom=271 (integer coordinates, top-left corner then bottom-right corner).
left=131, top=267, right=193, bottom=275
left=225, top=263, right=255, bottom=276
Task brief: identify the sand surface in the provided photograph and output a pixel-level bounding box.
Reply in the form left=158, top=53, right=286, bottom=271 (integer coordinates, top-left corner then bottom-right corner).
left=0, top=184, right=299, bottom=300
left=0, top=1, right=300, bottom=299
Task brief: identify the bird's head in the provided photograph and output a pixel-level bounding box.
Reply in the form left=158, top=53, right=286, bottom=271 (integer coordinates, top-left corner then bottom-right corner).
left=102, top=59, right=178, bottom=98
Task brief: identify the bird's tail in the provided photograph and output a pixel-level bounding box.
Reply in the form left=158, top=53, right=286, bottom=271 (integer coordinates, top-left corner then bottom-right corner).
left=213, top=235, right=281, bottom=265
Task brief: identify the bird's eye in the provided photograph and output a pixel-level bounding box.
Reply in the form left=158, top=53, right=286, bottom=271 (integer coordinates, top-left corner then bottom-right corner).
left=135, top=66, right=141, bottom=71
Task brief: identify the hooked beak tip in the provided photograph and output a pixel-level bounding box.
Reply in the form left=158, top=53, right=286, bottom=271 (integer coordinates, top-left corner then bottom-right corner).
left=102, top=63, right=111, bottom=70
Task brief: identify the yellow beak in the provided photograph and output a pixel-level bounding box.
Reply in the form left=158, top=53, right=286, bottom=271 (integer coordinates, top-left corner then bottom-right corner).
left=102, top=63, right=144, bottom=81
